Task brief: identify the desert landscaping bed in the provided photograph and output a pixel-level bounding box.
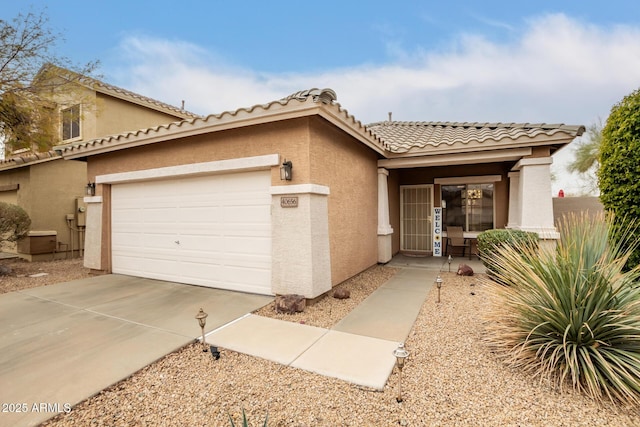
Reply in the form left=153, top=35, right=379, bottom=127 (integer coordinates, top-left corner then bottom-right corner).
left=2, top=259, right=639, bottom=426
left=0, top=258, right=90, bottom=294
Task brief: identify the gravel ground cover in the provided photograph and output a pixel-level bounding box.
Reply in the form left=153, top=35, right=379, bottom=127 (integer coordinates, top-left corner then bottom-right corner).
left=254, top=266, right=398, bottom=328
left=3, top=259, right=639, bottom=426
left=0, top=257, right=90, bottom=294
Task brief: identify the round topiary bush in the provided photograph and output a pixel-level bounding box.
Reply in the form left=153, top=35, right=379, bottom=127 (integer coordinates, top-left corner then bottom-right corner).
left=477, top=229, right=538, bottom=277
left=0, top=202, right=31, bottom=246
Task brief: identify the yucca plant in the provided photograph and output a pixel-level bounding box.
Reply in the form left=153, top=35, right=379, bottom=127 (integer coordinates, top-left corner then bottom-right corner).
left=228, top=408, right=268, bottom=427
left=483, top=212, right=640, bottom=405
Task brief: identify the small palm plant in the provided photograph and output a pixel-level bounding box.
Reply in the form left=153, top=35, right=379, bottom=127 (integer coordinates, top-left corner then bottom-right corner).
left=483, top=212, right=640, bottom=405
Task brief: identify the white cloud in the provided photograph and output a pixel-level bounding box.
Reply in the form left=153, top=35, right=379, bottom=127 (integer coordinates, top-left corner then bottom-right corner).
left=107, top=14, right=640, bottom=195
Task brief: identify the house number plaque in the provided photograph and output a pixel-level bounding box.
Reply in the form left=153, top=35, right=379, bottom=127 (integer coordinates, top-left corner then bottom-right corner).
left=280, top=196, right=298, bottom=208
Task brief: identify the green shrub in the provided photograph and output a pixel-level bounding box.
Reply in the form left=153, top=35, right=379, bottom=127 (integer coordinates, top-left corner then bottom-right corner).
left=598, top=87, right=640, bottom=267
left=477, top=229, right=538, bottom=276
left=483, top=212, right=640, bottom=405
left=0, top=202, right=31, bottom=245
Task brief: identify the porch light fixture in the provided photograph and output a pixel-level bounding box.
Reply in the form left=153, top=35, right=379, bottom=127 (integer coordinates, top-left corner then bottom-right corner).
left=86, top=182, right=96, bottom=196
left=435, top=275, right=443, bottom=303
left=195, top=308, right=208, bottom=352
left=280, top=160, right=293, bottom=181
left=393, top=343, right=410, bottom=402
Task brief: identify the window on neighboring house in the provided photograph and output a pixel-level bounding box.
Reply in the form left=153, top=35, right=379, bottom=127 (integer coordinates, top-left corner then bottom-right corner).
left=442, top=183, right=494, bottom=232
left=61, top=105, right=80, bottom=141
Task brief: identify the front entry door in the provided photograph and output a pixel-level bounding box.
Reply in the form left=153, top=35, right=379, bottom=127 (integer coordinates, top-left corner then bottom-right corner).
left=400, top=185, right=434, bottom=253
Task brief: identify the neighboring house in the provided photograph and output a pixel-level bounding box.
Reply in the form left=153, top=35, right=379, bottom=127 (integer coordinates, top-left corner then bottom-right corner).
left=56, top=88, right=584, bottom=297
left=0, top=66, right=198, bottom=260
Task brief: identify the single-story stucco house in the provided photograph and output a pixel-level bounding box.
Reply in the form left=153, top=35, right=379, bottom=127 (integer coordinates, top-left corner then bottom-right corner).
left=56, top=88, right=584, bottom=298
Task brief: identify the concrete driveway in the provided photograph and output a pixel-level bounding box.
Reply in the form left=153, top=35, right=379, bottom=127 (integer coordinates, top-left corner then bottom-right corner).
left=0, top=275, right=272, bottom=427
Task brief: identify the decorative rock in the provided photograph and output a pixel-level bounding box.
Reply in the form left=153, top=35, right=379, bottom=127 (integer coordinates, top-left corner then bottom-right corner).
left=275, top=294, right=306, bottom=314
left=333, top=288, right=350, bottom=299
left=457, top=264, right=474, bottom=276
left=0, top=265, right=12, bottom=276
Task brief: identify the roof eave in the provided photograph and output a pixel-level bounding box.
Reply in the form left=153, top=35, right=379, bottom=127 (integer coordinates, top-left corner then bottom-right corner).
left=383, top=132, right=579, bottom=159
left=379, top=147, right=533, bottom=169
left=58, top=99, right=385, bottom=160
left=0, top=155, right=62, bottom=172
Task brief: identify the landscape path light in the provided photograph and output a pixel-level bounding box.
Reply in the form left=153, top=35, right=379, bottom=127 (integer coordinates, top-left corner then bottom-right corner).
left=448, top=255, right=452, bottom=272
left=195, top=308, right=208, bottom=352
left=393, top=343, right=410, bottom=403
left=435, top=275, right=443, bottom=303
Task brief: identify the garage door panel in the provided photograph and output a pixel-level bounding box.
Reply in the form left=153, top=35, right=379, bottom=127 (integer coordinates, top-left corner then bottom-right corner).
left=112, top=254, right=180, bottom=277
left=115, top=245, right=180, bottom=260
left=220, top=236, right=270, bottom=255
left=112, top=232, right=143, bottom=248
left=223, top=206, right=270, bottom=223
left=111, top=170, right=272, bottom=295
left=180, top=206, right=223, bottom=223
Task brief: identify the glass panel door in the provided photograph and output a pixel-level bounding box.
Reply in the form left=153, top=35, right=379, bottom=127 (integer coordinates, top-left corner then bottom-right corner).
left=400, top=185, right=433, bottom=252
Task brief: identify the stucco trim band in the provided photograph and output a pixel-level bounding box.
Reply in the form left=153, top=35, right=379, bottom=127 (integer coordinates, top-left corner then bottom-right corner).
left=270, top=184, right=330, bottom=196
left=378, top=147, right=532, bottom=169
left=434, top=175, right=502, bottom=185
left=513, top=156, right=553, bottom=170
left=96, top=154, right=280, bottom=184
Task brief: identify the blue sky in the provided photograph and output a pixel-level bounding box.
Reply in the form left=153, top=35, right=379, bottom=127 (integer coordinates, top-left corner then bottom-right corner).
left=4, top=1, right=640, bottom=194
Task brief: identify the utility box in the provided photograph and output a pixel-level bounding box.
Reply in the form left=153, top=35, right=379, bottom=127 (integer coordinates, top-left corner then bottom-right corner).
left=76, top=197, right=87, bottom=227
left=17, top=230, right=57, bottom=255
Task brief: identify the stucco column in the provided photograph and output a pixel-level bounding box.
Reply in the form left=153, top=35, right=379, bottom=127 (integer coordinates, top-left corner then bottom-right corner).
left=377, top=168, right=394, bottom=263
left=83, top=195, right=103, bottom=270
left=506, top=171, right=521, bottom=229
left=514, top=157, right=559, bottom=240
left=270, top=184, right=331, bottom=299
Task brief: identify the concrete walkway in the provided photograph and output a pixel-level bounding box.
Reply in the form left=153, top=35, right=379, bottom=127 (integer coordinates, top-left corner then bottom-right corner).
left=207, top=268, right=432, bottom=390
left=208, top=256, right=484, bottom=390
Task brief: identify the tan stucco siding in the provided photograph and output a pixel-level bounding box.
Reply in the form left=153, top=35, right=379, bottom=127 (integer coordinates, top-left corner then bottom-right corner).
left=308, top=117, right=379, bottom=286
left=0, top=169, right=29, bottom=207
left=87, top=119, right=310, bottom=184
left=95, top=94, right=188, bottom=138
left=0, top=160, right=86, bottom=254
left=0, top=189, right=17, bottom=205
left=29, top=160, right=87, bottom=244
left=48, top=84, right=98, bottom=143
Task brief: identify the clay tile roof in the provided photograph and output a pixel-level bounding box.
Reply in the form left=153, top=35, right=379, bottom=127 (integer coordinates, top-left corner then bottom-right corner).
left=281, top=88, right=337, bottom=104
left=0, top=150, right=60, bottom=170
left=366, top=121, right=585, bottom=154
left=56, top=88, right=387, bottom=158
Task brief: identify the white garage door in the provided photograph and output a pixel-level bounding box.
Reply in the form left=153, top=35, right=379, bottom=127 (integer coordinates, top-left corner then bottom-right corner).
left=111, top=170, right=272, bottom=295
